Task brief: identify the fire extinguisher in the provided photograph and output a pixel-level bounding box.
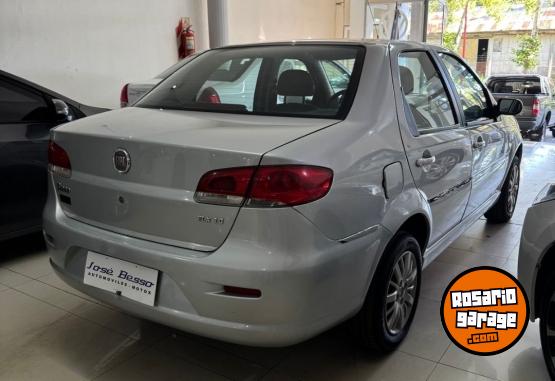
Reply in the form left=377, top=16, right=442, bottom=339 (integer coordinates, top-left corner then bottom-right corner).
left=179, top=25, right=196, bottom=59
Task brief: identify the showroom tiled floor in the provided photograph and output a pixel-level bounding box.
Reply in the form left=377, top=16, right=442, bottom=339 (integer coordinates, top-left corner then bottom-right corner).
left=2, top=140, right=555, bottom=381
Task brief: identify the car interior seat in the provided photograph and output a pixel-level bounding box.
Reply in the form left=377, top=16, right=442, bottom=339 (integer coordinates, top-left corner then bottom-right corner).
left=526, top=86, right=542, bottom=95
left=274, top=69, right=317, bottom=113
left=494, top=83, right=514, bottom=93
left=399, top=66, right=431, bottom=129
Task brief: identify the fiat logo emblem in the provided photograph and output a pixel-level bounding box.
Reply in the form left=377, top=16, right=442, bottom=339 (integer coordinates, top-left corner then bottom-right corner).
left=113, top=148, right=131, bottom=174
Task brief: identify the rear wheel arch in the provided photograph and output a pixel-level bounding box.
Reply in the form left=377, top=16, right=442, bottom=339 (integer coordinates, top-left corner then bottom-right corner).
left=392, top=213, right=430, bottom=255
left=362, top=213, right=429, bottom=299
left=515, top=144, right=523, bottom=161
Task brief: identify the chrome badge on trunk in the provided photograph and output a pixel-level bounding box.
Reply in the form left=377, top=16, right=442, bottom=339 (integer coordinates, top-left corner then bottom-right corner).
left=114, top=148, right=131, bottom=173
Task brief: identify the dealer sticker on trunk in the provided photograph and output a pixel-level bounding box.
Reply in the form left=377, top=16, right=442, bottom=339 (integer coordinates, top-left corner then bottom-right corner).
left=84, top=251, right=158, bottom=306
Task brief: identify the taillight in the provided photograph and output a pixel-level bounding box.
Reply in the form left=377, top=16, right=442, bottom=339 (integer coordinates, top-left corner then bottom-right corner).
left=198, top=87, right=221, bottom=104
left=248, top=166, right=333, bottom=207
left=194, top=165, right=333, bottom=207
left=48, top=141, right=71, bottom=178
left=120, top=83, right=129, bottom=107
left=194, top=167, right=256, bottom=206
left=532, top=98, right=541, bottom=117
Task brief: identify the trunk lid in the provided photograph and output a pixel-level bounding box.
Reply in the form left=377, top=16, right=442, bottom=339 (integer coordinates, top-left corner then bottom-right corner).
left=51, top=107, right=335, bottom=251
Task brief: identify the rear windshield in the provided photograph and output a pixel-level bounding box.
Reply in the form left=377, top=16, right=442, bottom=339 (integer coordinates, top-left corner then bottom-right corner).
left=156, top=54, right=198, bottom=79
left=137, top=45, right=365, bottom=119
left=487, top=77, right=543, bottom=95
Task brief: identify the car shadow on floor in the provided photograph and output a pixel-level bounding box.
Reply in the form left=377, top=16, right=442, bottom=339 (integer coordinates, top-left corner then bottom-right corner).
left=0, top=232, right=46, bottom=264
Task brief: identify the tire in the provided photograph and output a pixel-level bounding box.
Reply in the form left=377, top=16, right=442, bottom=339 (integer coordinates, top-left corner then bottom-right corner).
left=350, top=232, right=422, bottom=353
left=485, top=155, right=520, bottom=224
left=540, top=276, right=555, bottom=379
left=551, top=129, right=555, bottom=138
left=531, top=124, right=545, bottom=142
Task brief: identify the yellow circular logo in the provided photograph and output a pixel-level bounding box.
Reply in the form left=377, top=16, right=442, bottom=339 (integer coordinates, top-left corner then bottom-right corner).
left=441, top=267, right=529, bottom=355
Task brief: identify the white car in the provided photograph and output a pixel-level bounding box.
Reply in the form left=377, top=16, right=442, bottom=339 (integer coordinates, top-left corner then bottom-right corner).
left=120, top=54, right=198, bottom=107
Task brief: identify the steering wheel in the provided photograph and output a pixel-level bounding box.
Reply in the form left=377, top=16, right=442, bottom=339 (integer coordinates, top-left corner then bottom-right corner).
left=328, top=90, right=347, bottom=107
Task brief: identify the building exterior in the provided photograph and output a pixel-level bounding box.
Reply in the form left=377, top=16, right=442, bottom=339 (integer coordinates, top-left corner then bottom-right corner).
left=428, top=5, right=555, bottom=79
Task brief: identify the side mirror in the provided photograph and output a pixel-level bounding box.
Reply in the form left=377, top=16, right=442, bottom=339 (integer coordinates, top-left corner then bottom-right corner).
left=52, top=98, right=74, bottom=122
left=497, top=98, right=523, bottom=116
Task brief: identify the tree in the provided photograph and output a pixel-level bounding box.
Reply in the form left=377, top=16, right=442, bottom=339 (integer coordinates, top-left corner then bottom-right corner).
left=513, top=0, right=542, bottom=72
left=513, top=35, right=541, bottom=72
left=438, top=0, right=515, bottom=51
left=522, top=0, right=541, bottom=36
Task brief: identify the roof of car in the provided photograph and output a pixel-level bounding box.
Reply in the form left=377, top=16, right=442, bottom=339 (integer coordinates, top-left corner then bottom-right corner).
left=216, top=39, right=443, bottom=50
left=0, top=69, right=108, bottom=114
left=488, top=74, right=544, bottom=79
left=0, top=69, right=82, bottom=105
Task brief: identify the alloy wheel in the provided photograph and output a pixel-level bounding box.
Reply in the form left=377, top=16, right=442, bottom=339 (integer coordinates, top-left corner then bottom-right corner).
left=507, top=164, right=520, bottom=215
left=385, top=250, right=418, bottom=335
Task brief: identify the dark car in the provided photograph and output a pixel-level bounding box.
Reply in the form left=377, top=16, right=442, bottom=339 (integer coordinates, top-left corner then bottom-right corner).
left=486, top=74, right=555, bottom=141
left=0, top=70, right=107, bottom=241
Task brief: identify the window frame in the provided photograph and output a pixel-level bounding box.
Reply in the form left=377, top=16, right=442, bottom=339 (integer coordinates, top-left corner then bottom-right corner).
left=0, top=77, right=55, bottom=125
left=435, top=51, right=496, bottom=128
left=396, top=49, right=462, bottom=137
left=321, top=60, right=351, bottom=94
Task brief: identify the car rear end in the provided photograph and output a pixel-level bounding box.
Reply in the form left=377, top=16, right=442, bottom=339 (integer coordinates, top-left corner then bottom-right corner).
left=487, top=76, right=546, bottom=139
left=120, top=79, right=160, bottom=107
left=44, top=43, right=389, bottom=346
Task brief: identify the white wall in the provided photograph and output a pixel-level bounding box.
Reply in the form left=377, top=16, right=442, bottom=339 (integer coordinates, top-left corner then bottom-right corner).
left=0, top=0, right=207, bottom=109
left=227, top=0, right=338, bottom=44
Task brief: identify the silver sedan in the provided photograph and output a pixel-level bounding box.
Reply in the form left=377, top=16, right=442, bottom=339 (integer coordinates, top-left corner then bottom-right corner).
left=44, top=41, right=522, bottom=351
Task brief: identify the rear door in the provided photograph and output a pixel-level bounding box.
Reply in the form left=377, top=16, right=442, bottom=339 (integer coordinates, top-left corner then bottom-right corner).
left=438, top=53, right=507, bottom=218
left=0, top=77, right=57, bottom=236
left=395, top=50, right=473, bottom=244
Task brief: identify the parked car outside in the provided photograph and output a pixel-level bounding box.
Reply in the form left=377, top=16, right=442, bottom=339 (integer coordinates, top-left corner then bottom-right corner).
left=0, top=70, right=106, bottom=242
left=519, top=184, right=555, bottom=378
left=486, top=74, right=555, bottom=141
left=120, top=53, right=199, bottom=107
left=45, top=41, right=523, bottom=351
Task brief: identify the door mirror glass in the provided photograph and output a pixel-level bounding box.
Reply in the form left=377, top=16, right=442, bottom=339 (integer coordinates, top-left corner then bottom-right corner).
left=52, top=99, right=73, bottom=122
left=498, top=98, right=523, bottom=116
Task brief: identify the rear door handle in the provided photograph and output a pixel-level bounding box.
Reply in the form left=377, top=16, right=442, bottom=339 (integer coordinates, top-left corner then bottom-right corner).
left=416, top=155, right=436, bottom=167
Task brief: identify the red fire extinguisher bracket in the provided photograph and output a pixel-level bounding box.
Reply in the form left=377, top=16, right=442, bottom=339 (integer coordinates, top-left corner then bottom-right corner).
left=177, top=18, right=196, bottom=59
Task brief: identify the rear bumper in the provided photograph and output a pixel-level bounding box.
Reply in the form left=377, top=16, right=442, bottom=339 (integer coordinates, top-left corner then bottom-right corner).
left=516, top=117, right=541, bottom=134
left=44, top=180, right=389, bottom=347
